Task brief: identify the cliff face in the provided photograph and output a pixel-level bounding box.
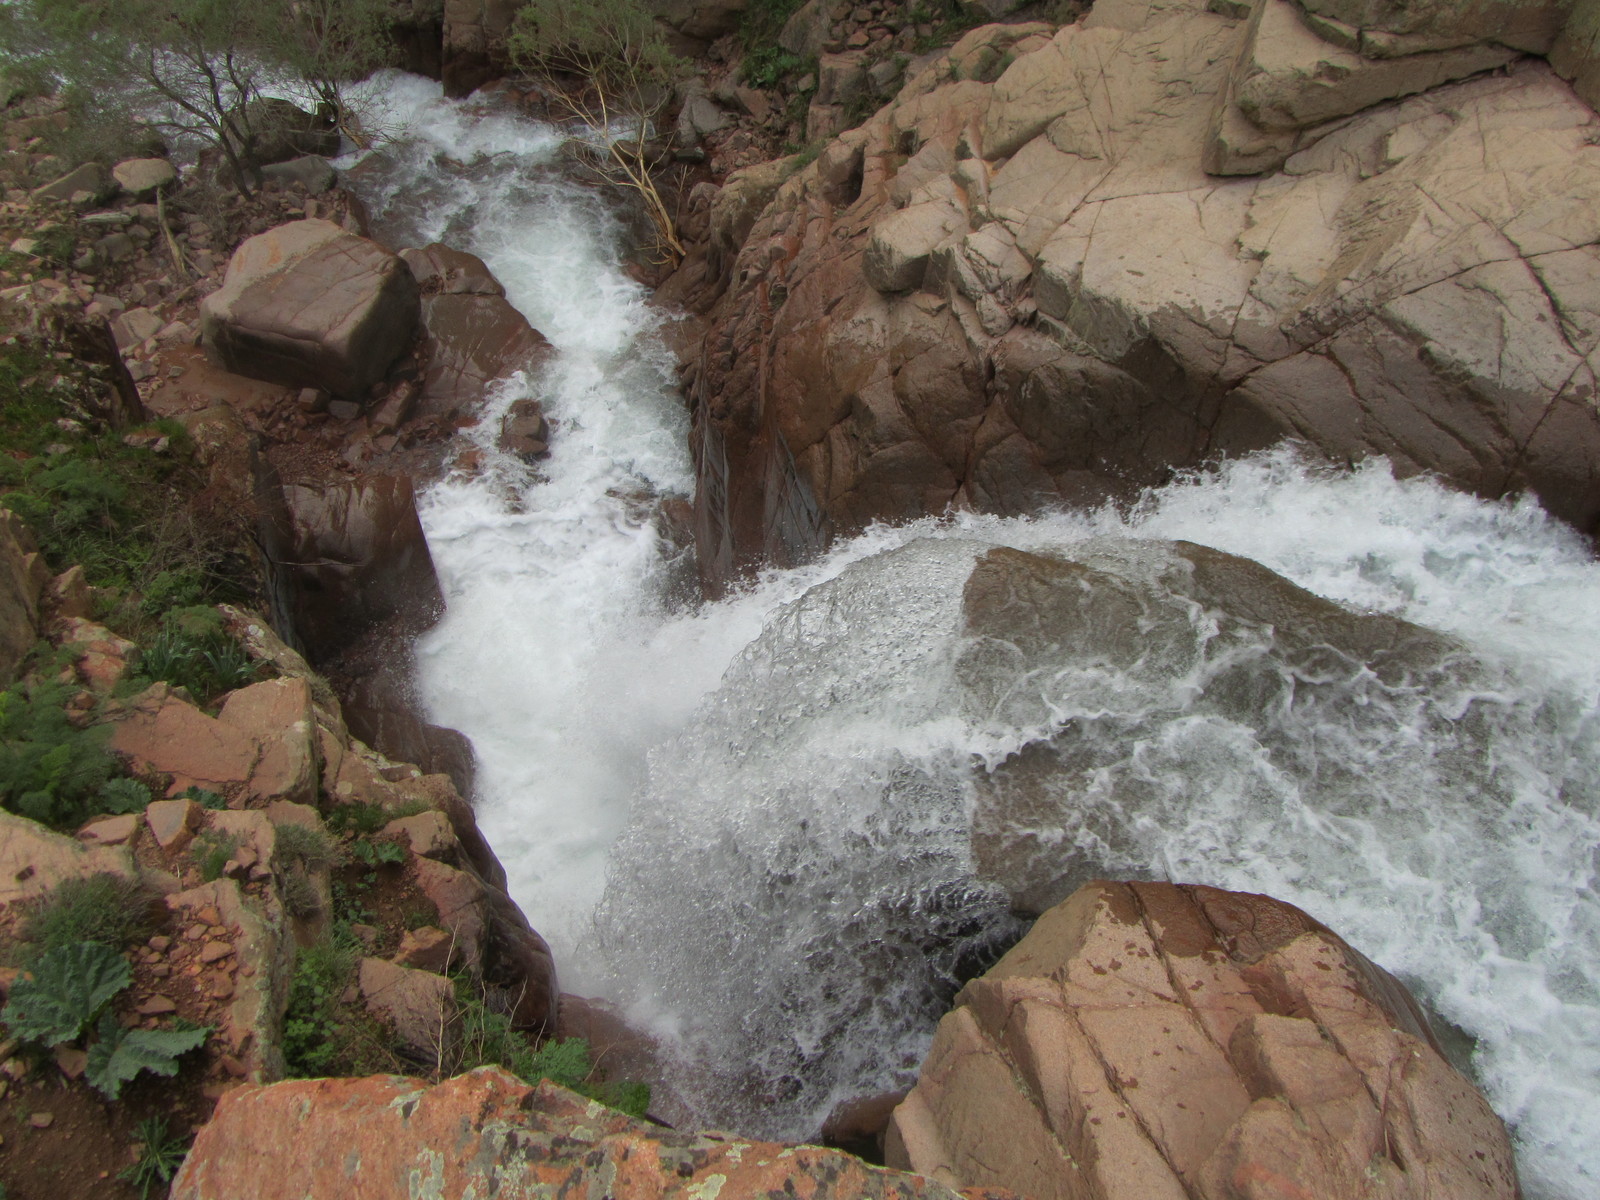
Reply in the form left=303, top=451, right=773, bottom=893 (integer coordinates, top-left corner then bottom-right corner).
left=679, top=0, right=1600, bottom=587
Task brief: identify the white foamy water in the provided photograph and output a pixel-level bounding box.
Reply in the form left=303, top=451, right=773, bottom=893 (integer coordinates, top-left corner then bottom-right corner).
left=347, top=75, right=1599, bottom=1199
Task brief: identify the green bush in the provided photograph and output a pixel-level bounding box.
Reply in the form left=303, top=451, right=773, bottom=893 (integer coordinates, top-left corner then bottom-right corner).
left=22, top=873, right=158, bottom=958
left=449, top=984, right=650, bottom=1118
left=281, top=927, right=395, bottom=1078
left=190, top=830, right=238, bottom=882
left=0, top=678, right=126, bottom=829
left=742, top=45, right=807, bottom=89
left=274, top=821, right=341, bottom=872
left=740, top=0, right=805, bottom=52
left=325, top=799, right=428, bottom=836
left=0, top=342, right=254, bottom=640
left=134, top=616, right=259, bottom=705
left=281, top=870, right=322, bottom=919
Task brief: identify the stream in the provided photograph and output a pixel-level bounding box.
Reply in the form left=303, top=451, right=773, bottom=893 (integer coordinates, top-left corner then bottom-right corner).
left=341, top=73, right=1600, bottom=1200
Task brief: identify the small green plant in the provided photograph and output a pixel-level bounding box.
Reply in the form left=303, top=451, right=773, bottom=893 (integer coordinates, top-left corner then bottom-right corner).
left=22, top=873, right=158, bottom=958
left=330, top=881, right=374, bottom=927
left=30, top=224, right=77, bottom=266
left=281, top=938, right=353, bottom=1077
left=136, top=622, right=258, bottom=704
left=528, top=1036, right=592, bottom=1089
left=349, top=837, right=406, bottom=869
left=86, top=1012, right=211, bottom=1099
left=281, top=926, right=395, bottom=1078
left=1, top=940, right=131, bottom=1045
left=190, top=830, right=239, bottom=882
left=0, top=941, right=210, bottom=1099
left=325, top=799, right=428, bottom=836
left=742, top=46, right=807, bottom=89
left=99, top=775, right=152, bottom=814
left=118, top=1116, right=190, bottom=1200
left=447, top=982, right=650, bottom=1117
left=180, top=784, right=228, bottom=810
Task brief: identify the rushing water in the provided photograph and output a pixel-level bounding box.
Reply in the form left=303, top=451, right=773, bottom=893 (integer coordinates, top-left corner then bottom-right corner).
left=345, top=74, right=1600, bottom=1199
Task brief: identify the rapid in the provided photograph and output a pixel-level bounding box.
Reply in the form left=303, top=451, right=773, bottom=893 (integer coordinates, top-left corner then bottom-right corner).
left=340, top=73, right=1600, bottom=1200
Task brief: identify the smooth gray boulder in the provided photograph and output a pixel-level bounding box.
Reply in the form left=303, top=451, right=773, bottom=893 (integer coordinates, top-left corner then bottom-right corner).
left=111, top=157, right=176, bottom=198
left=32, top=161, right=112, bottom=205
left=260, top=156, right=337, bottom=194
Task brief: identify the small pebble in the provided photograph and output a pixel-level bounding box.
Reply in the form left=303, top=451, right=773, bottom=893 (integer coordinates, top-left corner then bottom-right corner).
left=29, top=1112, right=53, bottom=1129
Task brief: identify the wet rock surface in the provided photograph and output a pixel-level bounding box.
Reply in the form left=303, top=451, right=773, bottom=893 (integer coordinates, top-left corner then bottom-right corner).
left=887, top=880, right=1519, bottom=1200
left=280, top=474, right=444, bottom=660
left=957, top=541, right=1475, bottom=914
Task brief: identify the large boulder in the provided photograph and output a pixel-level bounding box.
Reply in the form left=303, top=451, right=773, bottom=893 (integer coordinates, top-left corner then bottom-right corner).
left=111, top=157, right=177, bottom=199
left=200, top=219, right=420, bottom=400
left=441, top=0, right=525, bottom=97
left=1290, top=0, right=1570, bottom=57
left=955, top=541, right=1469, bottom=913
left=400, top=242, right=551, bottom=422
left=172, top=1067, right=1012, bottom=1200
left=0, top=811, right=137, bottom=909
left=653, top=0, right=750, bottom=42
left=683, top=0, right=1600, bottom=588
left=245, top=98, right=340, bottom=166
left=886, top=880, right=1519, bottom=1200
left=109, top=678, right=320, bottom=807
left=279, top=474, right=444, bottom=661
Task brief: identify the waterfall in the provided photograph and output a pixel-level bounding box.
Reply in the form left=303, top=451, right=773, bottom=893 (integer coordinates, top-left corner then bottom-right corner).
left=344, top=74, right=1600, bottom=1200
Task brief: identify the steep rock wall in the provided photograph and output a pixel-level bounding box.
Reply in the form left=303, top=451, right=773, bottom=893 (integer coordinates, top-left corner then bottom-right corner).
left=681, top=0, right=1600, bottom=586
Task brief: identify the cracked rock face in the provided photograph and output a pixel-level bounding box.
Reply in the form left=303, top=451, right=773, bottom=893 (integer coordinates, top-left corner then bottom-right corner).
left=170, top=1068, right=1018, bottom=1200
left=885, top=880, right=1519, bottom=1200
left=684, top=0, right=1600, bottom=588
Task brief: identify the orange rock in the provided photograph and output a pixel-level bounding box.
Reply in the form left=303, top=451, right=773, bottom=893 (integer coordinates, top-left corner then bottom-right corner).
left=55, top=617, right=137, bottom=691
left=392, top=926, right=455, bottom=974
left=145, top=797, right=202, bottom=850
left=77, top=814, right=139, bottom=846
left=111, top=679, right=318, bottom=807
left=410, top=857, right=486, bottom=969
left=357, top=958, right=455, bottom=1066
left=886, top=882, right=1519, bottom=1200
left=171, top=1069, right=1017, bottom=1200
